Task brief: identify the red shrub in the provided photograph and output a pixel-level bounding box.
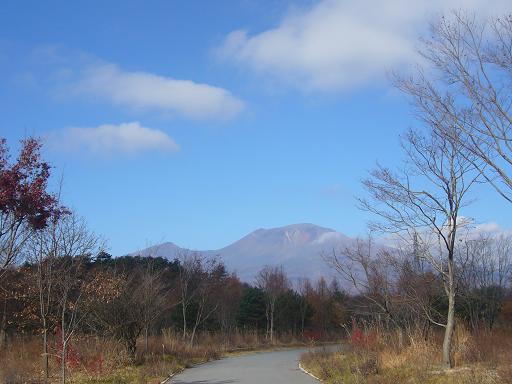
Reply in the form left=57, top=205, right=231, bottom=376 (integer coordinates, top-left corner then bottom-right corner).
left=54, top=326, right=81, bottom=369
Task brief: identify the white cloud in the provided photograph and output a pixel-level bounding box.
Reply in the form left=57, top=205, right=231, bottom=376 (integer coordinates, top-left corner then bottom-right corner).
left=69, top=62, right=244, bottom=120
left=382, top=220, right=512, bottom=248
left=469, top=221, right=512, bottom=239
left=219, top=0, right=511, bottom=91
left=50, top=122, right=179, bottom=155
left=474, top=221, right=502, bottom=234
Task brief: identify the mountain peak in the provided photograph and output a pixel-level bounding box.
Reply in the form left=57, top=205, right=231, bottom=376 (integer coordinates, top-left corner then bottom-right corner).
left=131, top=223, right=356, bottom=282
left=245, top=223, right=339, bottom=246
left=254, top=223, right=335, bottom=232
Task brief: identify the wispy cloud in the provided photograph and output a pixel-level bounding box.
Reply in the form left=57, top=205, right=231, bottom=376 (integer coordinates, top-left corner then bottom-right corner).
left=26, top=46, right=245, bottom=121
left=69, top=62, right=244, bottom=120
left=49, top=122, right=179, bottom=155
left=219, top=0, right=511, bottom=91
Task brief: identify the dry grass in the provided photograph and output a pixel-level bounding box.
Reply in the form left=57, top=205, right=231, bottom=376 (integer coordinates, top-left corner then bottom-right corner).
left=300, top=326, right=512, bottom=384
left=0, top=330, right=309, bottom=383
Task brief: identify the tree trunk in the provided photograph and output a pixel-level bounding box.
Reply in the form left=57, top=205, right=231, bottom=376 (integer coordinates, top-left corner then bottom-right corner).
left=42, top=323, right=49, bottom=380
left=182, top=303, right=187, bottom=339
left=270, top=308, right=274, bottom=344
left=144, top=325, right=149, bottom=353
left=61, top=340, right=67, bottom=384
left=442, top=287, right=456, bottom=368
left=189, top=305, right=203, bottom=347
left=189, top=324, right=198, bottom=347
left=265, top=306, right=270, bottom=340
left=0, top=297, right=7, bottom=349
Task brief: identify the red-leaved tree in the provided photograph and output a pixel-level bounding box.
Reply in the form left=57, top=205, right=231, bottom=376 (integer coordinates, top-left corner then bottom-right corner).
left=0, top=137, right=63, bottom=280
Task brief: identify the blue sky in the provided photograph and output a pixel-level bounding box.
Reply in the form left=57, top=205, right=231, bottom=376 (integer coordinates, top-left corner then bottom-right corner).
left=1, top=0, right=511, bottom=255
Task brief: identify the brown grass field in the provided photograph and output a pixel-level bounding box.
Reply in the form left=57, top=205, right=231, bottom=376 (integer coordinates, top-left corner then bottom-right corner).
left=0, top=330, right=310, bottom=384
left=300, top=326, right=512, bottom=384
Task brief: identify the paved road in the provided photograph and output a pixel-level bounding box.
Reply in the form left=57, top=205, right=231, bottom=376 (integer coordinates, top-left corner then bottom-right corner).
left=171, top=346, right=341, bottom=384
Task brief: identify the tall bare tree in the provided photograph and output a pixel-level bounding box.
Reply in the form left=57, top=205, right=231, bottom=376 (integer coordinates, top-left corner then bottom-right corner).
left=139, top=258, right=173, bottom=353
left=50, top=213, right=101, bottom=383
left=256, top=265, right=289, bottom=343
left=29, top=228, right=59, bottom=381
left=176, top=250, right=202, bottom=339
left=215, top=273, right=243, bottom=334
left=296, top=278, right=312, bottom=336
left=359, top=124, right=480, bottom=368
left=399, top=13, right=512, bottom=202
left=188, top=258, right=224, bottom=346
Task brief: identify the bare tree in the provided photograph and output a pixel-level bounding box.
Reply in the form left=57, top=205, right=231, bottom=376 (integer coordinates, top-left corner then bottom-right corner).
left=358, top=124, right=480, bottom=368
left=28, top=227, right=59, bottom=381
left=140, top=259, right=170, bottom=353
left=393, top=243, right=444, bottom=338
left=324, top=236, right=400, bottom=331
left=176, top=250, right=202, bottom=339
left=399, top=13, right=512, bottom=202
left=51, top=213, right=101, bottom=384
left=256, top=265, right=289, bottom=343
left=215, top=273, right=243, bottom=334
left=458, top=233, right=512, bottom=331
left=188, top=258, right=225, bottom=346
left=296, top=278, right=312, bottom=336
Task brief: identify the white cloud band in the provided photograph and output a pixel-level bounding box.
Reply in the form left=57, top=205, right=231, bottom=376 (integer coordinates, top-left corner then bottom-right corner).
left=50, top=122, right=179, bottom=155
left=219, top=0, right=511, bottom=91
left=70, top=62, right=244, bottom=120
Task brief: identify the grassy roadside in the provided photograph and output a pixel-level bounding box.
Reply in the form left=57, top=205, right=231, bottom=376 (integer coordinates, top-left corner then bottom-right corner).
left=71, top=339, right=324, bottom=384
left=1, top=331, right=330, bottom=384
left=300, top=327, right=512, bottom=384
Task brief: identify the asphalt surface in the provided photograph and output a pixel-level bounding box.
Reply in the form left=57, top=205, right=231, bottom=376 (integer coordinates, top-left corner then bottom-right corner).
left=171, top=346, right=341, bottom=384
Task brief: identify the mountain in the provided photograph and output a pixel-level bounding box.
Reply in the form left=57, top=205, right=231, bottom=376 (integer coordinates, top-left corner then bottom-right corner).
left=131, top=223, right=358, bottom=283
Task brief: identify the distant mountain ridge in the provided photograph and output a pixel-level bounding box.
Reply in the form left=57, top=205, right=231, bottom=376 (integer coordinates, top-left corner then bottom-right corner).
left=131, top=223, right=358, bottom=283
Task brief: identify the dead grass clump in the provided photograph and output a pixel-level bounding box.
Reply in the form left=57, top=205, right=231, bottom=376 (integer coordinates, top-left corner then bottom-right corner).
left=300, top=348, right=346, bottom=381
left=350, top=352, right=379, bottom=377
left=453, top=325, right=480, bottom=365
left=380, top=332, right=438, bottom=371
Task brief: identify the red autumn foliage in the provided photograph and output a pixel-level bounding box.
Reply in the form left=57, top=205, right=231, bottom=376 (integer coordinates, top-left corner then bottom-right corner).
left=0, top=137, right=66, bottom=271
left=350, top=318, right=378, bottom=349
left=55, top=326, right=81, bottom=369
left=0, top=138, right=61, bottom=228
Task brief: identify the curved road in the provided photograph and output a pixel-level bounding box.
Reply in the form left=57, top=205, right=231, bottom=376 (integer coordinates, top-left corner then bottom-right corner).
left=171, top=346, right=340, bottom=384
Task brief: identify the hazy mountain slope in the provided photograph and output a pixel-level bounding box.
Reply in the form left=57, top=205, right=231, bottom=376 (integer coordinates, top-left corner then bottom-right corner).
left=131, top=223, right=358, bottom=283
left=133, top=241, right=189, bottom=259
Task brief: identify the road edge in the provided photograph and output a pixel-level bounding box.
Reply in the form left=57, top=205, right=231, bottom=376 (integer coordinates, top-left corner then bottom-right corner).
left=298, top=362, right=322, bottom=382
left=161, top=369, right=181, bottom=384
